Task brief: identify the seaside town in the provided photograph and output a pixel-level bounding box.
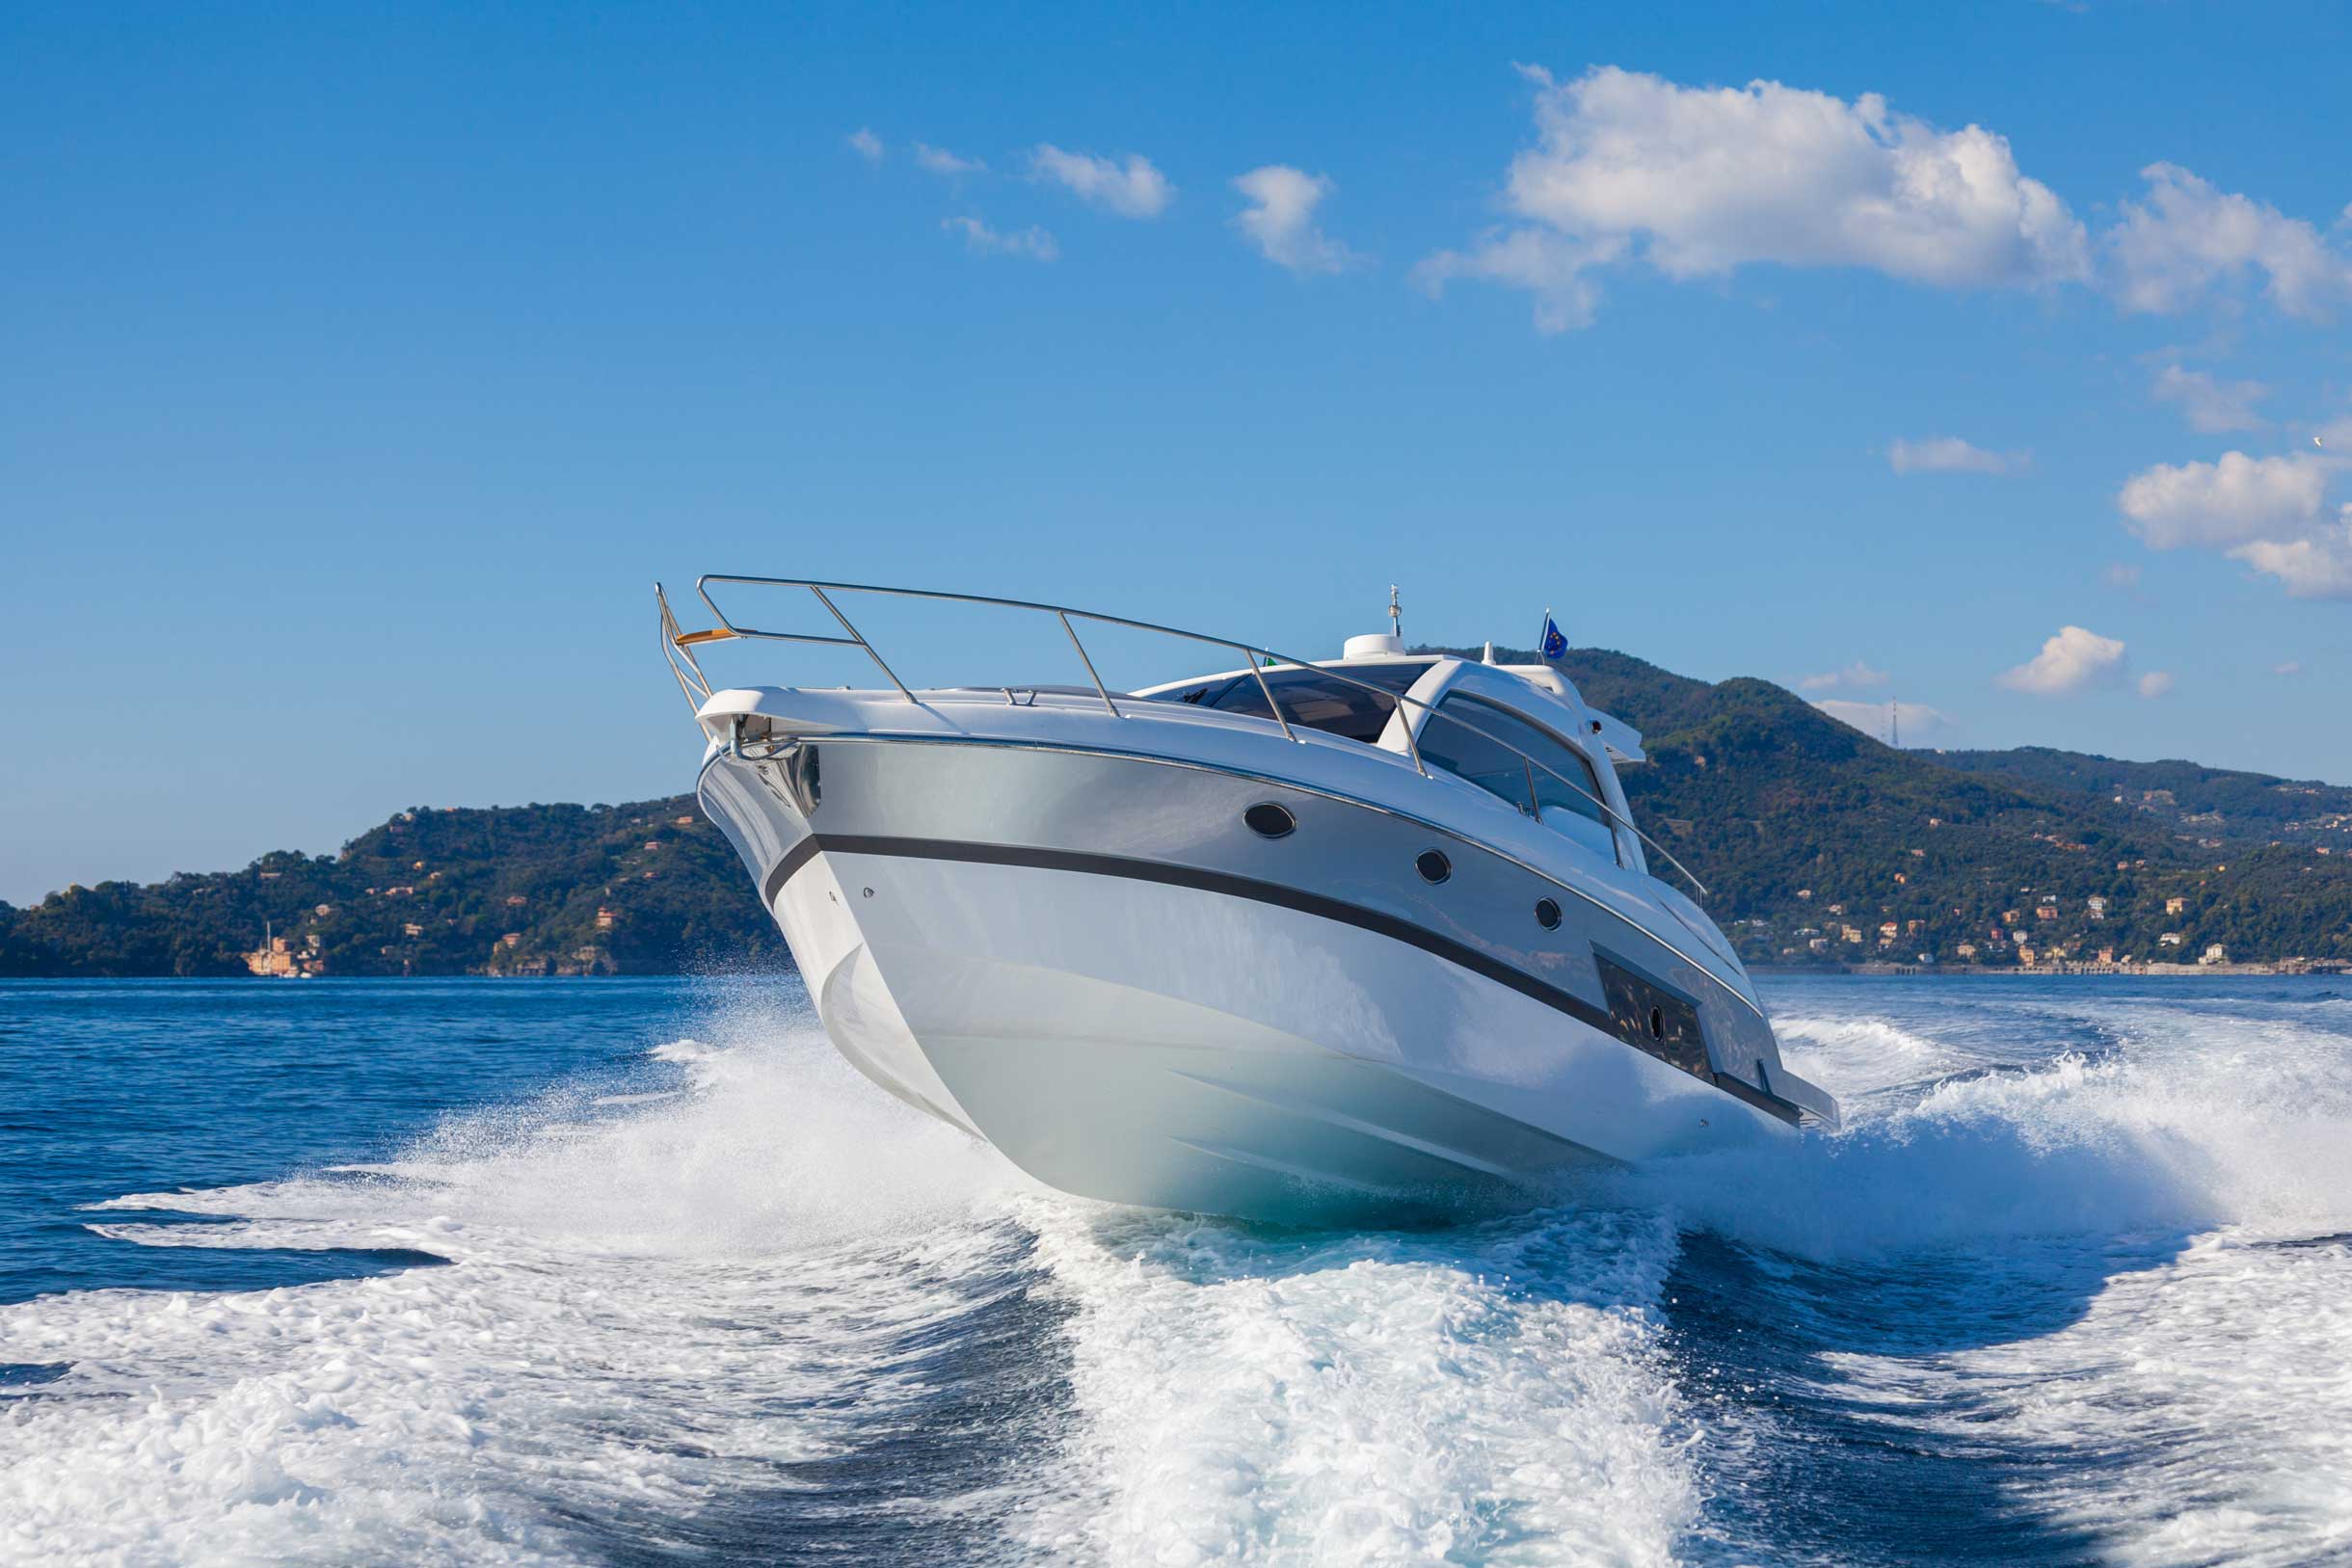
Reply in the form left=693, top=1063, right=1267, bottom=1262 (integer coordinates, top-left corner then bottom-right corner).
left=208, top=805, right=734, bottom=980
left=1729, top=786, right=2352, bottom=975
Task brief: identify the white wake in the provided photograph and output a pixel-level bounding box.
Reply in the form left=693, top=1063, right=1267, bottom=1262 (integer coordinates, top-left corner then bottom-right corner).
left=5, top=982, right=2352, bottom=1566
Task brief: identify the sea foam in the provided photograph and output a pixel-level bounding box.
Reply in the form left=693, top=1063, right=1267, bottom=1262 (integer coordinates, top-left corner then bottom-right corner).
left=0, top=997, right=1029, bottom=1565
left=6, top=981, right=2352, bottom=1566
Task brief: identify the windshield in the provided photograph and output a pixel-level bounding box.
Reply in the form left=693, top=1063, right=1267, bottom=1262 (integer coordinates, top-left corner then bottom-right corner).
left=1417, top=694, right=1621, bottom=864
left=1141, top=662, right=1431, bottom=744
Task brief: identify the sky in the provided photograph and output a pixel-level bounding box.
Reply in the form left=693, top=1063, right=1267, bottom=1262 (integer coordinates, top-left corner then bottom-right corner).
left=6, top=2, right=2352, bottom=904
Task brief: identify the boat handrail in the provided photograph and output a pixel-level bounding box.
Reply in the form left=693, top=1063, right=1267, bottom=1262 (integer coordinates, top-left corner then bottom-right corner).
left=656, top=576, right=1711, bottom=898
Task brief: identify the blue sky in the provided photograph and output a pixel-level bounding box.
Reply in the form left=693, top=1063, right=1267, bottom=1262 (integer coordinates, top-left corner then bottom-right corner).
left=7, top=2, right=2352, bottom=903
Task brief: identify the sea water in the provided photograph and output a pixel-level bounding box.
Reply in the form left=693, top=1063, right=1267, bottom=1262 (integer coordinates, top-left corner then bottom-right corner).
left=2, top=974, right=2349, bottom=1566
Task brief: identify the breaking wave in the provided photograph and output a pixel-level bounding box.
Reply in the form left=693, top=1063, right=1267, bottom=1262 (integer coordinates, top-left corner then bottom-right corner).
left=3, top=977, right=2351, bottom=1565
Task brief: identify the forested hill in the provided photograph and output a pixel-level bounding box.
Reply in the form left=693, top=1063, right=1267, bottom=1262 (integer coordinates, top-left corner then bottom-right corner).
left=6, top=648, right=2351, bottom=976
left=1936, top=746, right=2352, bottom=846
left=0, top=800, right=789, bottom=979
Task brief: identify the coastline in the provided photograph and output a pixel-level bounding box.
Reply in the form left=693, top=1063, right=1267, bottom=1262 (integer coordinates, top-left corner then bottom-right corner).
left=1753, top=961, right=2352, bottom=978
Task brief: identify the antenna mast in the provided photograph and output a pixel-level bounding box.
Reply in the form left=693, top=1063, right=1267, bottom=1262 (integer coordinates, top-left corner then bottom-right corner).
left=1889, top=697, right=1900, bottom=750
left=1387, top=585, right=1403, bottom=642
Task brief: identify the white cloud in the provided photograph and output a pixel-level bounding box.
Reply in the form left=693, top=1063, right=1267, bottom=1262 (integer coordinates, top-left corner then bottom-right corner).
left=2117, top=450, right=2329, bottom=549
left=2276, top=660, right=2303, bottom=677
left=2107, top=164, right=2352, bottom=320
left=846, top=127, right=884, bottom=163
left=2137, top=671, right=2176, bottom=700
left=1231, top=166, right=1360, bottom=275
left=1811, top=698, right=1955, bottom=744
left=1413, top=229, right=1619, bottom=332
left=941, top=216, right=1058, bottom=262
left=1417, top=65, right=2089, bottom=331
left=1029, top=145, right=1173, bottom=218
left=2151, top=364, right=2269, bottom=433
left=1798, top=660, right=1889, bottom=691
left=1888, top=436, right=2031, bottom=475
left=2231, top=511, right=2352, bottom=599
left=2102, top=562, right=2143, bottom=591
left=2116, top=434, right=2352, bottom=600
left=1998, top=625, right=2128, bottom=696
left=913, top=143, right=985, bottom=176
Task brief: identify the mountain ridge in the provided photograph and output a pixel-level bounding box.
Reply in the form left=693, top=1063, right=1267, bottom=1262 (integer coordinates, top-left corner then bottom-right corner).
left=5, top=648, right=2347, bottom=975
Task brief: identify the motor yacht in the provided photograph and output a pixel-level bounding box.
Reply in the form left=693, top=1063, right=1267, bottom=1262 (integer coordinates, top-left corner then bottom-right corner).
left=660, top=577, right=1837, bottom=1225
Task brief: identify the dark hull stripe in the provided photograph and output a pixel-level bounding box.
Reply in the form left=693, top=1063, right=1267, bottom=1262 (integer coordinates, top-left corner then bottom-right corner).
left=761, top=834, right=823, bottom=907
left=778, top=831, right=1801, bottom=1127
left=1708, top=1068, right=1803, bottom=1124
left=702, top=728, right=1769, bottom=1027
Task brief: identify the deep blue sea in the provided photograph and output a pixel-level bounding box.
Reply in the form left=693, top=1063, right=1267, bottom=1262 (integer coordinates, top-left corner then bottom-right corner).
left=5, top=974, right=2351, bottom=1566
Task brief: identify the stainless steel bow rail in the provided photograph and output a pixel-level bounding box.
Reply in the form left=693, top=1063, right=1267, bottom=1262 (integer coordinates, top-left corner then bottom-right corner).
left=656, top=576, right=1710, bottom=898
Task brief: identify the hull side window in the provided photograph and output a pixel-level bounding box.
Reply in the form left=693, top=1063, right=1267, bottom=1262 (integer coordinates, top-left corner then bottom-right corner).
left=1592, top=950, right=1710, bottom=1078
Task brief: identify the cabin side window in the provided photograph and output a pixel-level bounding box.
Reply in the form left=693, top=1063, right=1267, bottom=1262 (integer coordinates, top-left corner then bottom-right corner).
left=1418, top=696, right=1620, bottom=863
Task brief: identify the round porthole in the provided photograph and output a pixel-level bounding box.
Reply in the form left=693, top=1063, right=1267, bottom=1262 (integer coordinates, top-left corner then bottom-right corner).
left=1535, top=898, right=1562, bottom=930
left=1415, top=849, right=1452, bottom=884
left=1243, top=803, right=1296, bottom=839
left=1649, top=1006, right=1665, bottom=1040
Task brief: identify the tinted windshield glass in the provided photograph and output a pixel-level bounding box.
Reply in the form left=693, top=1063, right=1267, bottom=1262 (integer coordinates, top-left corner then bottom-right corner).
left=1146, top=662, right=1430, bottom=745
left=1420, top=696, right=1618, bottom=862
left=1416, top=698, right=1532, bottom=807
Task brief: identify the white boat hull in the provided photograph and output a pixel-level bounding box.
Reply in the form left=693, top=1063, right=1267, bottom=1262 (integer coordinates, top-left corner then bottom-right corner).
left=787, top=844, right=1782, bottom=1221
left=697, top=714, right=1815, bottom=1225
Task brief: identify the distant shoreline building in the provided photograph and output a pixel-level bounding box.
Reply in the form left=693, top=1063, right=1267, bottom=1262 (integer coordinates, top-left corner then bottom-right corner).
left=242, top=920, right=325, bottom=978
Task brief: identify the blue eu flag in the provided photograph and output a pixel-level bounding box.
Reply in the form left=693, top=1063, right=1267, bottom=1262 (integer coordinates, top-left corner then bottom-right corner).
left=1538, top=612, right=1566, bottom=662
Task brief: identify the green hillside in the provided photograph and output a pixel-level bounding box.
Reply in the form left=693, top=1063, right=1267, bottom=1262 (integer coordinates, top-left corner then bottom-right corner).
left=1938, top=746, right=2352, bottom=846
left=0, top=800, right=788, bottom=978
left=6, top=648, right=2350, bottom=976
